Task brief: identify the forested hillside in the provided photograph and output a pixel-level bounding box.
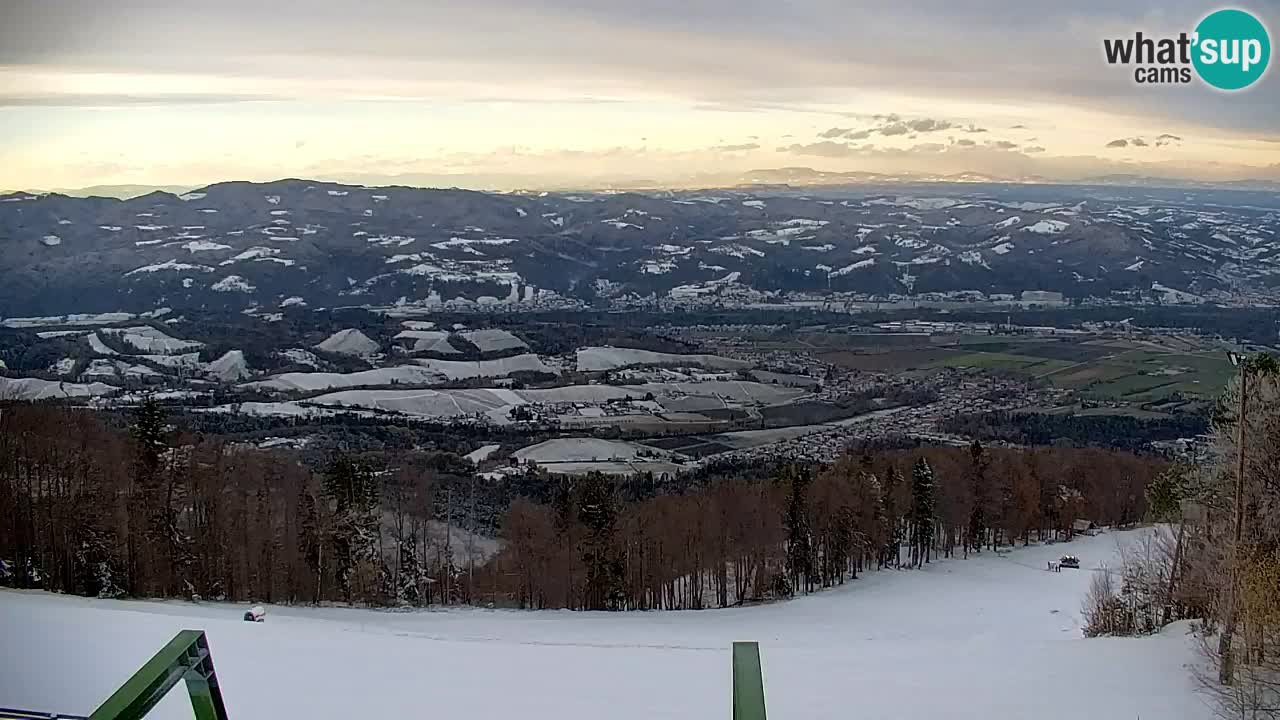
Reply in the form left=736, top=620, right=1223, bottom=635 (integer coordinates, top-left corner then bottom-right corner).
left=0, top=401, right=1160, bottom=609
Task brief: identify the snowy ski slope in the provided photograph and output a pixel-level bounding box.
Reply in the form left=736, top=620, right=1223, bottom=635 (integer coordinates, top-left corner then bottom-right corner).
left=0, top=529, right=1209, bottom=720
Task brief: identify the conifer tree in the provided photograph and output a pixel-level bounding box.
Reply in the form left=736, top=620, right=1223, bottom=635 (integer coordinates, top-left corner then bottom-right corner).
left=396, top=534, right=425, bottom=607
left=968, top=441, right=990, bottom=554
left=128, top=396, right=169, bottom=594
left=579, top=472, right=623, bottom=610
left=882, top=466, right=904, bottom=568
left=297, top=486, right=322, bottom=603
left=911, top=458, right=937, bottom=567
left=323, top=455, right=379, bottom=603
left=783, top=464, right=813, bottom=594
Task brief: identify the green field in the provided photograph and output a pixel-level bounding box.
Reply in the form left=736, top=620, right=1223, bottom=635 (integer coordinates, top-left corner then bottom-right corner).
left=822, top=336, right=1236, bottom=404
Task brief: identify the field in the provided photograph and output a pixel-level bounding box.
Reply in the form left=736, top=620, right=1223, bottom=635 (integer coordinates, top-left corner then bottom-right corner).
left=576, top=346, right=751, bottom=372
left=823, top=335, right=1236, bottom=404
left=0, top=529, right=1208, bottom=720
left=243, top=354, right=557, bottom=392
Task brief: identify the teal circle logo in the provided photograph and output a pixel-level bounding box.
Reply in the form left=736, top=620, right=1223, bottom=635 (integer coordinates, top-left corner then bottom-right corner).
left=1192, top=9, right=1270, bottom=90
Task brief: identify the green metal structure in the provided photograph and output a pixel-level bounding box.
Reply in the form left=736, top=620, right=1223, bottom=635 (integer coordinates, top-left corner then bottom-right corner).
left=732, top=641, right=768, bottom=720
left=88, top=630, right=228, bottom=720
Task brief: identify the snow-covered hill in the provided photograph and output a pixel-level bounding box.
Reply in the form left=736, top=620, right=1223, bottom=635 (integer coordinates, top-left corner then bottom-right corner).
left=1, top=179, right=1277, bottom=315
left=0, top=529, right=1208, bottom=720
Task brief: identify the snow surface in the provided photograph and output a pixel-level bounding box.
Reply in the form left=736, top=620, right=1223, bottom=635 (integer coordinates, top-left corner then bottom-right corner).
left=206, top=350, right=251, bottom=382
left=299, top=381, right=803, bottom=422
left=280, top=349, right=322, bottom=368
left=314, top=329, right=380, bottom=358
left=414, top=354, right=556, bottom=380
left=0, top=312, right=138, bottom=328
left=245, top=354, right=555, bottom=392
left=212, top=275, right=256, bottom=293
left=80, top=359, right=160, bottom=380
left=103, top=326, right=203, bottom=355
left=86, top=333, right=120, bottom=356
left=0, top=529, right=1206, bottom=720
left=829, top=258, right=875, bottom=276
left=0, top=376, right=118, bottom=400
left=221, top=247, right=280, bottom=264
left=125, top=260, right=214, bottom=276
left=866, top=197, right=960, bottom=210
left=394, top=330, right=460, bottom=354
left=464, top=444, right=502, bottom=464
left=577, top=346, right=750, bottom=372
left=460, top=328, right=528, bottom=353
left=1025, top=219, right=1069, bottom=234
left=514, top=437, right=671, bottom=463
left=182, top=240, right=232, bottom=253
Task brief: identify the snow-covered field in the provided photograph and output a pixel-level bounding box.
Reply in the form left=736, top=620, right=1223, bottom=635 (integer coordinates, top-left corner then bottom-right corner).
left=0, top=375, right=119, bottom=399
left=0, top=530, right=1209, bottom=720
left=261, top=380, right=804, bottom=422
left=513, top=437, right=672, bottom=463
left=101, top=326, right=203, bottom=355
left=314, top=328, right=380, bottom=358
left=460, top=328, right=528, bottom=353
left=576, top=346, right=751, bottom=372
left=243, top=354, right=556, bottom=393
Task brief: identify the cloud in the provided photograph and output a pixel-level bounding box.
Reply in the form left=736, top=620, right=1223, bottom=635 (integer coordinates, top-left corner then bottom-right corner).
left=987, top=140, right=1019, bottom=150
left=818, top=116, right=959, bottom=141
left=713, top=143, right=760, bottom=151
left=5, top=0, right=1279, bottom=139
left=965, top=125, right=989, bottom=133
left=1010, top=124, right=1028, bottom=129
left=778, top=141, right=858, bottom=158
left=0, top=92, right=283, bottom=107
left=955, top=138, right=976, bottom=146
left=906, top=118, right=952, bottom=133
left=1107, top=134, right=1184, bottom=149
left=1023, top=145, right=1046, bottom=153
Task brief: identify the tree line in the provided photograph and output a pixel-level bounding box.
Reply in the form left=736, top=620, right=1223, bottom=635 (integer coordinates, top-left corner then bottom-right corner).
left=939, top=410, right=1209, bottom=451
left=0, top=400, right=1162, bottom=611
left=485, top=443, right=1159, bottom=609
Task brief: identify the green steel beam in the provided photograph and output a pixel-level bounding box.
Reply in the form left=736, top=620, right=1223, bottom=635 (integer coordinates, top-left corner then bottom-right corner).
left=89, top=630, right=228, bottom=720
left=732, top=642, right=767, bottom=720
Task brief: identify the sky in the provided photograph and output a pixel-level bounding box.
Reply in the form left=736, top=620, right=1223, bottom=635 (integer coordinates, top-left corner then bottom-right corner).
left=1, top=0, right=1278, bottom=191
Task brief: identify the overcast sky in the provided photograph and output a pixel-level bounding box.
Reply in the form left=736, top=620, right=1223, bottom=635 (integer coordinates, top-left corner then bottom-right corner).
left=1, top=0, right=1278, bottom=189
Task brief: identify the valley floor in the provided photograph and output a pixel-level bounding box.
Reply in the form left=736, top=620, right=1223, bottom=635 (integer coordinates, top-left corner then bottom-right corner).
left=0, top=529, right=1210, bottom=720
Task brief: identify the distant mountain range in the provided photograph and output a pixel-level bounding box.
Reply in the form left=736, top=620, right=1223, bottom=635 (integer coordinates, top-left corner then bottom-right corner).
left=1, top=178, right=1277, bottom=316
left=9, top=168, right=1280, bottom=200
